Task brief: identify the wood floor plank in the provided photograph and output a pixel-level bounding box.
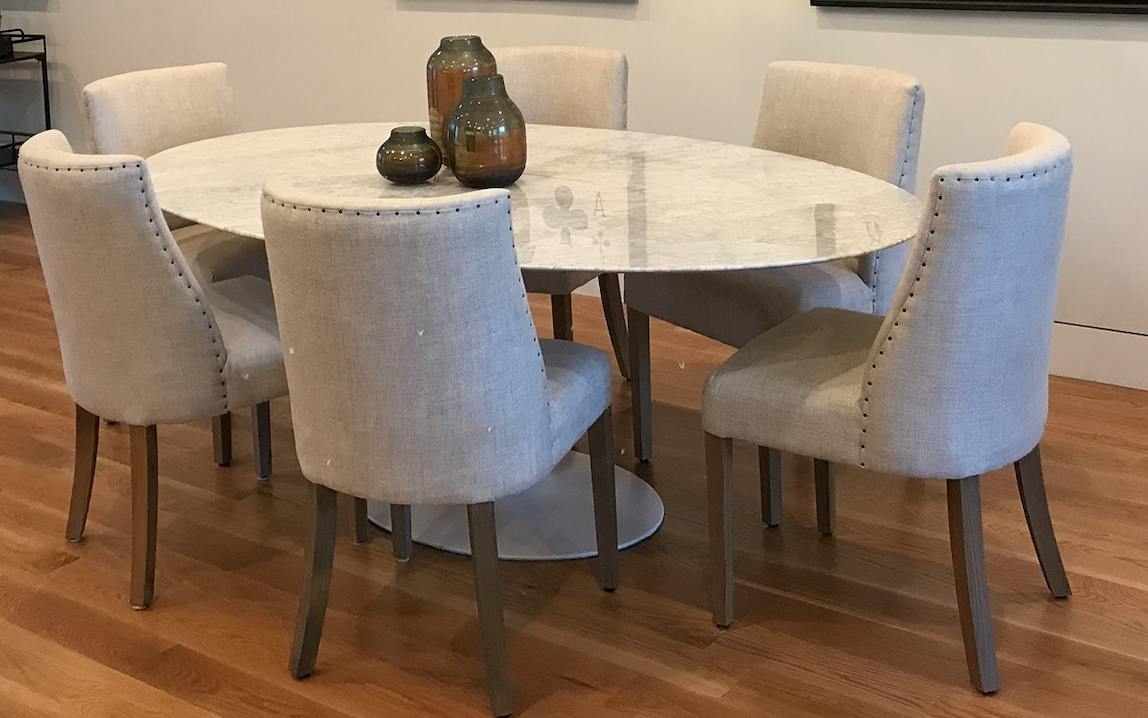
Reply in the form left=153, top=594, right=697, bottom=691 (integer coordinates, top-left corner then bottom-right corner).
left=0, top=618, right=223, bottom=718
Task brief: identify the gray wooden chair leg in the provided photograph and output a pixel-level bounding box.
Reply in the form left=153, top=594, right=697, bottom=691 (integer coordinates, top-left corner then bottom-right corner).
left=588, top=409, right=619, bottom=592
left=758, top=446, right=782, bottom=527
left=598, top=273, right=631, bottom=380
left=947, top=477, right=1001, bottom=694
left=1013, top=445, right=1071, bottom=599
left=706, top=432, right=734, bottom=628
left=628, top=306, right=652, bottom=462
left=252, top=402, right=272, bottom=481
left=467, top=502, right=514, bottom=717
left=550, top=294, right=574, bottom=341
left=815, top=459, right=835, bottom=535
left=391, top=504, right=412, bottom=562
left=352, top=497, right=371, bottom=545
left=129, top=424, right=158, bottom=611
left=66, top=404, right=100, bottom=543
left=289, top=483, right=339, bottom=679
left=212, top=413, right=232, bottom=466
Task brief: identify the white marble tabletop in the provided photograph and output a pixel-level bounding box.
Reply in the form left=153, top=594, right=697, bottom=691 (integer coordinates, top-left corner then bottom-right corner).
left=149, top=123, right=922, bottom=273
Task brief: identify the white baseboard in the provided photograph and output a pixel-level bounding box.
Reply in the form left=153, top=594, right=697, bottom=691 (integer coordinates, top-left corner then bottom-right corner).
left=1050, top=322, right=1148, bottom=391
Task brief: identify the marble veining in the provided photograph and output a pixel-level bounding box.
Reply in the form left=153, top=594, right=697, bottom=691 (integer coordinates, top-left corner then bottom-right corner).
left=148, top=123, right=923, bottom=273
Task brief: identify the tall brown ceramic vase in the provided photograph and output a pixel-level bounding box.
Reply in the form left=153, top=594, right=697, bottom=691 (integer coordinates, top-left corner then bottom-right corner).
left=446, top=74, right=527, bottom=189
left=426, top=35, right=497, bottom=168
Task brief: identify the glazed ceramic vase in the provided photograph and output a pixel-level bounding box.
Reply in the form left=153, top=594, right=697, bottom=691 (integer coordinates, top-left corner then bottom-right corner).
left=446, top=74, right=527, bottom=189
left=376, top=126, right=442, bottom=184
left=426, top=35, right=497, bottom=167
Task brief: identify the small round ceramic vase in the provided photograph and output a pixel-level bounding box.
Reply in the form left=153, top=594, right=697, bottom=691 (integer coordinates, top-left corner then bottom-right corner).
left=376, top=126, right=442, bottom=185
left=426, top=35, right=497, bottom=167
left=446, top=74, right=527, bottom=189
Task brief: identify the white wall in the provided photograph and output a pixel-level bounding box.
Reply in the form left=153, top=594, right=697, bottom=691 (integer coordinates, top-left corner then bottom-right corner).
left=2, top=0, right=1146, bottom=387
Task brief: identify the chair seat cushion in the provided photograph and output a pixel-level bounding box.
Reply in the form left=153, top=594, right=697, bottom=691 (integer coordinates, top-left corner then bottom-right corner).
left=522, top=268, right=599, bottom=295
left=540, top=338, right=612, bottom=465
left=703, top=308, right=882, bottom=467
left=625, top=261, right=873, bottom=349
left=203, top=275, right=288, bottom=411
left=173, top=223, right=269, bottom=286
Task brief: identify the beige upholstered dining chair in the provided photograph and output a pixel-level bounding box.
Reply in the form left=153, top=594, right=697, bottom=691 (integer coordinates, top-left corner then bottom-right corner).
left=18, top=130, right=288, bottom=610
left=83, top=62, right=274, bottom=477
left=260, top=183, right=620, bottom=717
left=625, top=61, right=925, bottom=518
left=703, top=123, right=1073, bottom=694
left=495, top=45, right=632, bottom=379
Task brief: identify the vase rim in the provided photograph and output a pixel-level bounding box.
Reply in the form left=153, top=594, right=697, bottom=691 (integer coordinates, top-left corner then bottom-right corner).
left=391, top=125, right=429, bottom=135
left=440, top=35, right=483, bottom=45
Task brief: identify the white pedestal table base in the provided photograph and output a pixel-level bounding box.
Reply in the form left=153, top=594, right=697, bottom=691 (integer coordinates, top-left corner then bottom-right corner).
left=366, top=452, right=664, bottom=560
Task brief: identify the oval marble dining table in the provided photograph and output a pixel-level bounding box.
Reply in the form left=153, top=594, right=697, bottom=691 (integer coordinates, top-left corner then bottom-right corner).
left=149, top=122, right=923, bottom=561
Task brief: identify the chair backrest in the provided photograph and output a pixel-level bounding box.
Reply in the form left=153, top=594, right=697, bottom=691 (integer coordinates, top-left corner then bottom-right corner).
left=861, top=123, right=1073, bottom=479
left=753, top=60, right=925, bottom=314
left=493, top=46, right=627, bottom=130
left=83, top=62, right=240, bottom=158
left=260, top=183, right=552, bottom=505
left=18, top=130, right=230, bottom=425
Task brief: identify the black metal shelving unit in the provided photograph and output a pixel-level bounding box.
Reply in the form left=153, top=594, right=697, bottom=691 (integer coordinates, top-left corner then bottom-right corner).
left=0, top=30, right=49, bottom=170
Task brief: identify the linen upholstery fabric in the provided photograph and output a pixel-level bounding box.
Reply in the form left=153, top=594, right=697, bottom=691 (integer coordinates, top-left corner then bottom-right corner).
left=631, top=262, right=875, bottom=350
left=82, top=62, right=266, bottom=283
left=626, top=61, right=925, bottom=346
left=83, top=63, right=240, bottom=159
left=17, top=130, right=287, bottom=426
left=703, top=123, right=1073, bottom=480
left=172, top=224, right=273, bottom=286
left=260, top=182, right=612, bottom=505
left=494, top=46, right=627, bottom=298
left=539, top=338, right=612, bottom=465
left=755, top=60, right=925, bottom=312
left=521, top=268, right=600, bottom=296
left=494, top=46, right=628, bottom=132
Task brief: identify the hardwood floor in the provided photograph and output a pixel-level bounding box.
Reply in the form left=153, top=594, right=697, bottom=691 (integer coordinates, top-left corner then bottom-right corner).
left=2, top=199, right=1147, bottom=716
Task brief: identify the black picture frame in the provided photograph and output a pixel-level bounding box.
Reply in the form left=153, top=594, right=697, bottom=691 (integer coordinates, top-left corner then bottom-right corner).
left=811, top=0, right=1148, bottom=12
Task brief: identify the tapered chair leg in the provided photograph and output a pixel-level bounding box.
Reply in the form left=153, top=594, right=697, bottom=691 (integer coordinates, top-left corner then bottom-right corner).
left=628, top=307, right=652, bottom=462
left=706, top=432, right=734, bottom=628
left=758, top=446, right=782, bottom=527
left=212, top=413, right=232, bottom=466
left=598, top=273, right=631, bottom=380
left=352, top=497, right=371, bottom=545
left=947, top=477, right=1001, bottom=694
left=550, top=294, right=574, bottom=341
left=289, top=483, right=339, bottom=679
left=815, top=459, right=835, bottom=535
left=1013, top=445, right=1071, bottom=598
left=391, top=504, right=412, bottom=562
left=66, top=404, right=100, bottom=543
left=467, top=502, right=514, bottom=717
left=129, top=425, right=158, bottom=610
left=588, top=409, right=619, bottom=592
left=252, top=402, right=272, bottom=481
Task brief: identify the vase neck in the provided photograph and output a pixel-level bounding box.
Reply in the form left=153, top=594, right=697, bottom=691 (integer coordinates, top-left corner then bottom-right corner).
left=461, top=73, right=506, bottom=99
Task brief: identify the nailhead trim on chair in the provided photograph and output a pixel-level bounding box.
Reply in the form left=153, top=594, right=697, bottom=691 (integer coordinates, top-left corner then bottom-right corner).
left=21, top=157, right=231, bottom=414
left=869, top=84, right=925, bottom=315
left=136, top=166, right=230, bottom=411
left=895, top=86, right=923, bottom=191
left=856, top=158, right=1070, bottom=469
